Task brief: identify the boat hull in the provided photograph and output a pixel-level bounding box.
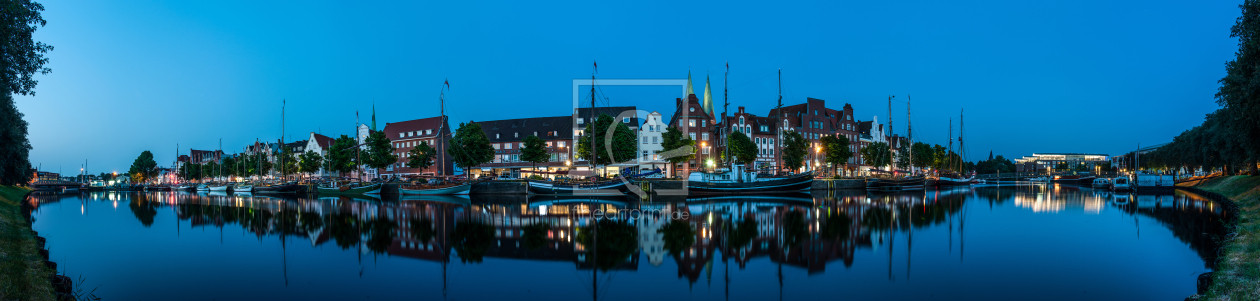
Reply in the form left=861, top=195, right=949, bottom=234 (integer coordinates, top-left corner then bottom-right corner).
left=400, top=183, right=472, bottom=195
left=934, top=177, right=972, bottom=187
left=686, top=174, right=814, bottom=195
left=253, top=183, right=301, bottom=193
left=208, top=185, right=230, bottom=192
left=317, top=183, right=382, bottom=195
left=866, top=177, right=926, bottom=191
left=527, top=180, right=628, bottom=196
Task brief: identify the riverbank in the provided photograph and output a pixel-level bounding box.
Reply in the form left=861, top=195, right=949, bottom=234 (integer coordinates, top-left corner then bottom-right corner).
left=0, top=186, right=56, bottom=300
left=1179, top=176, right=1260, bottom=300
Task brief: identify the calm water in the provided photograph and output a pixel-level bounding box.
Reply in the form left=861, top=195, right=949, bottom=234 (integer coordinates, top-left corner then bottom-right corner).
left=29, top=184, right=1225, bottom=300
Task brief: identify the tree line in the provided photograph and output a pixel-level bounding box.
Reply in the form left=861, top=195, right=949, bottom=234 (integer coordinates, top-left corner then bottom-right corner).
left=1143, top=1, right=1259, bottom=176
left=0, top=0, right=51, bottom=186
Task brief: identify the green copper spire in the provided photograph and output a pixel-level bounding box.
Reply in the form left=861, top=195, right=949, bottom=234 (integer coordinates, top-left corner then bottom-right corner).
left=371, top=102, right=377, bottom=131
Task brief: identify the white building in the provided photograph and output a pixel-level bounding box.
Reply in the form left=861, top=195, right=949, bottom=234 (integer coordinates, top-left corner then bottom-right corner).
left=638, top=111, right=667, bottom=174
left=304, top=132, right=335, bottom=178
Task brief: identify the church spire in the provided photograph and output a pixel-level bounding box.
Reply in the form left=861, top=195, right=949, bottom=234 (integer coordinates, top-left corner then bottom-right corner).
left=371, top=102, right=377, bottom=131
left=703, top=74, right=713, bottom=116
left=685, top=70, right=694, bottom=97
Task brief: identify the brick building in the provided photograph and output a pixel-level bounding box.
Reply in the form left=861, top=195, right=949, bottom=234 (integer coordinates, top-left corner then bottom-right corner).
left=381, top=116, right=454, bottom=177
left=475, top=116, right=574, bottom=179
left=668, top=94, right=717, bottom=177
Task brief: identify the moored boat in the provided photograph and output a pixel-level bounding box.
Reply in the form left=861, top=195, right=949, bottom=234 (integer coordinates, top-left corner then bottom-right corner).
left=400, top=182, right=472, bottom=195
left=253, top=182, right=301, bottom=193
left=233, top=184, right=253, bottom=193
left=208, top=184, right=231, bottom=192
left=527, top=179, right=628, bottom=196
left=195, top=184, right=209, bottom=191
left=686, top=165, right=813, bottom=195
left=866, top=176, right=926, bottom=191
left=1091, top=178, right=1111, bottom=189
left=317, top=182, right=382, bottom=195
left=1111, top=177, right=1132, bottom=191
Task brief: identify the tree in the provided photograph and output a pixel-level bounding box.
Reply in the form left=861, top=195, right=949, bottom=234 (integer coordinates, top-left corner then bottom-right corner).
left=128, top=151, right=158, bottom=183
left=1215, top=0, right=1260, bottom=175
left=910, top=142, right=934, bottom=170
left=279, top=146, right=299, bottom=179
left=362, top=130, right=397, bottom=173
left=896, top=148, right=911, bottom=170
left=860, top=142, right=891, bottom=171
left=447, top=122, right=494, bottom=179
left=781, top=131, right=808, bottom=172
left=519, top=135, right=550, bottom=172
left=820, top=134, right=852, bottom=176
left=327, top=135, right=359, bottom=177
left=660, top=127, right=695, bottom=177
left=931, top=144, right=947, bottom=170
left=407, top=141, right=437, bottom=170
left=0, top=94, right=31, bottom=186
left=299, top=150, right=323, bottom=178
left=727, top=131, right=758, bottom=166
left=0, top=0, right=51, bottom=187
left=221, top=156, right=238, bottom=178
left=576, top=114, right=637, bottom=173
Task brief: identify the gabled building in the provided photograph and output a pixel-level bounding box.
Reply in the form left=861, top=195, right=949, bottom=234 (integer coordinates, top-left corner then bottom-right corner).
left=304, top=133, right=336, bottom=178
left=572, top=106, right=640, bottom=176
left=667, top=94, right=717, bottom=177
left=189, top=149, right=224, bottom=164
left=639, top=111, right=668, bottom=173
left=718, top=106, right=780, bottom=172
left=381, top=116, right=454, bottom=177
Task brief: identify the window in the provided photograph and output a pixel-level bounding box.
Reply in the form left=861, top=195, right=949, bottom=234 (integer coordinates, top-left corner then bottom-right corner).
left=505, top=143, right=512, bottom=149
left=399, top=133, right=405, bottom=138
left=496, top=133, right=500, bottom=139
left=701, top=120, right=706, bottom=127
left=642, top=137, right=648, bottom=144
left=739, top=117, right=745, bottom=125
left=689, top=133, right=697, bottom=140
left=702, top=133, right=709, bottom=141
left=514, top=132, right=519, bottom=138
left=558, top=141, right=566, bottom=147
left=761, top=125, right=768, bottom=132
left=426, top=129, right=432, bottom=135
left=688, top=120, right=696, bottom=127
left=578, top=118, right=586, bottom=125
left=533, top=131, right=538, bottom=136
left=784, top=119, right=789, bottom=127
left=546, top=142, right=552, bottom=147
left=702, top=148, right=709, bottom=154
left=493, top=144, right=500, bottom=150
left=689, top=107, right=695, bottom=112
left=623, top=117, right=630, bottom=123
left=652, top=137, right=659, bottom=143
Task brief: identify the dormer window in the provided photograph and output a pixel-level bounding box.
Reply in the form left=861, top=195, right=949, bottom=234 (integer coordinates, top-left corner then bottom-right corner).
left=496, top=133, right=500, bottom=139
left=514, top=132, right=519, bottom=138
left=533, top=131, right=538, bottom=136
left=577, top=118, right=584, bottom=124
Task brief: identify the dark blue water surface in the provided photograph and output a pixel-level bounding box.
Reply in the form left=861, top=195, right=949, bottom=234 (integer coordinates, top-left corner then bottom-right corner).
left=28, top=184, right=1225, bottom=300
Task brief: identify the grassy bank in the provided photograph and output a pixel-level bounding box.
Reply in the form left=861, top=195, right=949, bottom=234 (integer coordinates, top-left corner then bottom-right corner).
left=0, top=185, right=54, bottom=301
left=1180, top=176, right=1260, bottom=300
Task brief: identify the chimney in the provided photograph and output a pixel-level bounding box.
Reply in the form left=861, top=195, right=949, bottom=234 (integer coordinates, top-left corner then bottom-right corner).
left=738, top=106, right=745, bottom=114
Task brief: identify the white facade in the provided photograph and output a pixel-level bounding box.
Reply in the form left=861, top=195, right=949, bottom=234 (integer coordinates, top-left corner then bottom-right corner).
left=305, top=132, right=329, bottom=178
left=638, top=111, right=667, bottom=173
left=356, top=124, right=377, bottom=180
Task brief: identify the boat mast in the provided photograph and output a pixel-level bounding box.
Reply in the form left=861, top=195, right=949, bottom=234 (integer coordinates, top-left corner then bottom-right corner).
left=775, top=69, right=782, bottom=175
left=887, top=95, right=893, bottom=172
left=907, top=96, right=912, bottom=175
left=281, top=99, right=286, bottom=182
left=959, top=109, right=965, bottom=174
left=723, top=61, right=729, bottom=172
left=439, top=80, right=448, bottom=177
left=947, top=119, right=952, bottom=172
left=590, top=62, right=596, bottom=178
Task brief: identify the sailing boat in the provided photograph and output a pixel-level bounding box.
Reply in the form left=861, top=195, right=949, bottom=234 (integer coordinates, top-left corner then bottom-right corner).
left=401, top=80, right=471, bottom=195
left=525, top=62, right=629, bottom=196
left=686, top=67, right=814, bottom=195
left=208, top=140, right=232, bottom=192
left=935, top=109, right=973, bottom=186
left=866, top=96, right=924, bottom=191
left=317, top=110, right=382, bottom=195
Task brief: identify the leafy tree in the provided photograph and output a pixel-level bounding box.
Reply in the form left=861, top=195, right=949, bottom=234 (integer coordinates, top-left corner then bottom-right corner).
left=0, top=1, right=50, bottom=186
left=820, top=134, right=852, bottom=176
left=660, top=127, right=695, bottom=176
left=931, top=144, right=947, bottom=170
left=781, top=131, right=808, bottom=172
left=128, top=151, right=158, bottom=183
left=299, top=150, right=323, bottom=177
left=727, top=131, right=758, bottom=166
left=860, top=142, right=891, bottom=170
left=896, top=148, right=911, bottom=170
left=327, top=135, right=359, bottom=176
left=1215, top=0, right=1260, bottom=174
left=279, top=147, right=299, bottom=178
left=221, top=156, right=238, bottom=178
left=407, top=141, right=437, bottom=170
left=910, top=142, right=934, bottom=169
left=576, top=114, right=637, bottom=171
left=362, top=130, right=397, bottom=172
left=447, top=122, right=494, bottom=179
left=519, top=135, right=550, bottom=171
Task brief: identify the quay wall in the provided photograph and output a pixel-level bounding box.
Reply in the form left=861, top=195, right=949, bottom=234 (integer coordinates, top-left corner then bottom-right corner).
left=471, top=180, right=530, bottom=195
left=812, top=179, right=865, bottom=190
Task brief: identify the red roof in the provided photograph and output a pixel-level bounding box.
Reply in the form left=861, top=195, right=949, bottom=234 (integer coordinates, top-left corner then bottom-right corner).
left=383, top=116, right=445, bottom=140
left=311, top=133, right=334, bottom=148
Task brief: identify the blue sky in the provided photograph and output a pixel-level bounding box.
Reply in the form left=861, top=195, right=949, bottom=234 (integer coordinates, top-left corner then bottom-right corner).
left=16, top=0, right=1240, bottom=173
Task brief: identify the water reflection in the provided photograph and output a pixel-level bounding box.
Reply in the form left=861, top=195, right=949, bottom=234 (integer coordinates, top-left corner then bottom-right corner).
left=24, top=185, right=1228, bottom=300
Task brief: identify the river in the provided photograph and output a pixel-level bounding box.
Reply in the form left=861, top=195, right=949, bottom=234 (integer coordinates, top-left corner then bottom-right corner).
left=27, top=184, right=1225, bottom=300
